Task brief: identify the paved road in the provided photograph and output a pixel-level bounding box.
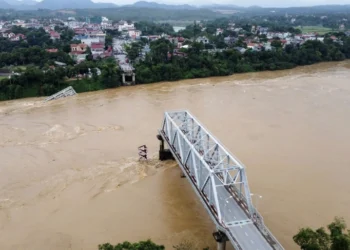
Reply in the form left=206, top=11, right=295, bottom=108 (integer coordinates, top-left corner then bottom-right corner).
left=214, top=177, right=273, bottom=250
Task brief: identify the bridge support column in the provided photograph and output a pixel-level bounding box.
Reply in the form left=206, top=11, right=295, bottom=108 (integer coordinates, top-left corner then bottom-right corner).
left=122, top=73, right=126, bottom=85
left=157, top=134, right=174, bottom=161
left=213, top=231, right=228, bottom=250
left=132, top=73, right=135, bottom=84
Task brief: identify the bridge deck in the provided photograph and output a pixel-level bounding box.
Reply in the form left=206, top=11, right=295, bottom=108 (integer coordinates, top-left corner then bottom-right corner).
left=159, top=111, right=283, bottom=250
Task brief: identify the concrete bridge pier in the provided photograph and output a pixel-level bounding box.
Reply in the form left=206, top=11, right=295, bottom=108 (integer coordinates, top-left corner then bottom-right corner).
left=121, top=72, right=136, bottom=86
left=157, top=134, right=174, bottom=161
left=213, top=231, right=228, bottom=250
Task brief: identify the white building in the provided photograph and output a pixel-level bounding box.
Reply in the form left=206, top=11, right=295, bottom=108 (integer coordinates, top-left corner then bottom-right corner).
left=196, top=36, right=209, bottom=44
left=81, top=37, right=100, bottom=46
left=118, top=21, right=135, bottom=32
left=128, top=29, right=142, bottom=39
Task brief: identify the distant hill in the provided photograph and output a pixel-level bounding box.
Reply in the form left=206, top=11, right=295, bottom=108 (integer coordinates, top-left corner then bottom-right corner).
left=5, top=0, right=37, bottom=5
left=238, top=4, right=350, bottom=15
left=36, top=0, right=116, bottom=9
left=201, top=4, right=243, bottom=9
left=0, top=0, right=12, bottom=9
left=127, top=1, right=196, bottom=10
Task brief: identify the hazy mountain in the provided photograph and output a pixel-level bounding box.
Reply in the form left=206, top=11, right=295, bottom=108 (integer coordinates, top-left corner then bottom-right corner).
left=36, top=0, right=116, bottom=9
left=5, top=0, right=37, bottom=5
left=201, top=4, right=243, bottom=9
left=127, top=1, right=196, bottom=10
left=0, top=0, right=12, bottom=8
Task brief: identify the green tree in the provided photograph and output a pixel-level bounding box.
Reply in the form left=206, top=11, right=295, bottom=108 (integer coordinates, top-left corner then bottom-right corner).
left=294, top=217, right=350, bottom=250
left=100, top=61, right=121, bottom=88
left=271, top=40, right=283, bottom=48
left=98, top=240, right=164, bottom=250
left=125, top=42, right=142, bottom=62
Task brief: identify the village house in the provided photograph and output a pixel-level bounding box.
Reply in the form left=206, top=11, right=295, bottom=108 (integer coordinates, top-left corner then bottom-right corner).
left=1, top=32, right=14, bottom=38
left=43, top=26, right=52, bottom=33
left=89, top=30, right=106, bottom=41
left=70, top=43, right=88, bottom=54
left=247, top=43, right=257, bottom=50
left=128, top=29, right=142, bottom=39
left=257, top=26, right=269, bottom=35
left=10, top=34, right=26, bottom=42
left=101, top=17, right=113, bottom=29
left=50, top=31, right=61, bottom=40
left=90, top=42, right=104, bottom=55
left=64, top=21, right=84, bottom=29
left=167, top=37, right=185, bottom=47
left=118, top=20, right=134, bottom=32
left=148, top=35, right=160, bottom=42
left=46, top=48, right=58, bottom=53
left=216, top=28, right=223, bottom=36
left=74, top=28, right=88, bottom=36
left=11, top=19, right=25, bottom=27
left=81, top=37, right=100, bottom=46
left=196, top=36, right=209, bottom=44
left=224, top=36, right=237, bottom=45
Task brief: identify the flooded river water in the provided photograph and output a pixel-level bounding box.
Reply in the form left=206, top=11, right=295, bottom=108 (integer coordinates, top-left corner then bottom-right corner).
left=1, top=61, right=350, bottom=250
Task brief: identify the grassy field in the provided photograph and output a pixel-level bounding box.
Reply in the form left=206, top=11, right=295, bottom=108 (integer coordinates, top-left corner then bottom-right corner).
left=298, top=26, right=333, bottom=34
left=0, top=76, right=8, bottom=80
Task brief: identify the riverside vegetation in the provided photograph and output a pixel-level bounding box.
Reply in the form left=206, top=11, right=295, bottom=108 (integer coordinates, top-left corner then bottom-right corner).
left=0, top=19, right=350, bottom=101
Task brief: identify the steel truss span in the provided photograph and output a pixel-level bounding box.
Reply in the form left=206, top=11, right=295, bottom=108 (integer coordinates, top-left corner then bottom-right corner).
left=159, top=111, right=284, bottom=250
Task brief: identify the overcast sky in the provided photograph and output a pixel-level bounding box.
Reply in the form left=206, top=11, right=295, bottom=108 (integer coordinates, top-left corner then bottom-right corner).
left=93, top=0, right=350, bottom=7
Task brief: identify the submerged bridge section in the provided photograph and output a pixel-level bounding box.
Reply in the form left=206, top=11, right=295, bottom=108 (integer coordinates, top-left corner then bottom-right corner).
left=45, top=86, right=77, bottom=102
left=158, top=111, right=284, bottom=250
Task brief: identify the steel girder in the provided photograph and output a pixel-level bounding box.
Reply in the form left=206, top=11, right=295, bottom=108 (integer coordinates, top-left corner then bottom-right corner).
left=160, top=110, right=254, bottom=220
left=159, top=110, right=285, bottom=250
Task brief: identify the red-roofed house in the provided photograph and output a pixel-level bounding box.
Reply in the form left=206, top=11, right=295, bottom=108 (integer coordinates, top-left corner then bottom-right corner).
left=103, top=46, right=113, bottom=58
left=178, top=37, right=185, bottom=43
left=247, top=43, right=257, bottom=49
left=70, top=43, right=88, bottom=54
left=74, top=28, right=87, bottom=35
left=50, top=31, right=61, bottom=40
left=91, top=42, right=104, bottom=55
left=10, top=34, right=26, bottom=42
left=46, top=48, right=58, bottom=53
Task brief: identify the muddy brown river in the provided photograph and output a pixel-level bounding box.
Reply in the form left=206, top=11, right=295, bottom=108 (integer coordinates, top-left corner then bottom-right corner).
left=1, top=61, right=350, bottom=250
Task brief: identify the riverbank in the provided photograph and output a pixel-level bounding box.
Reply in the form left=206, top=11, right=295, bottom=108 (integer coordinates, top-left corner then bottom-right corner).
left=1, top=59, right=349, bottom=103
